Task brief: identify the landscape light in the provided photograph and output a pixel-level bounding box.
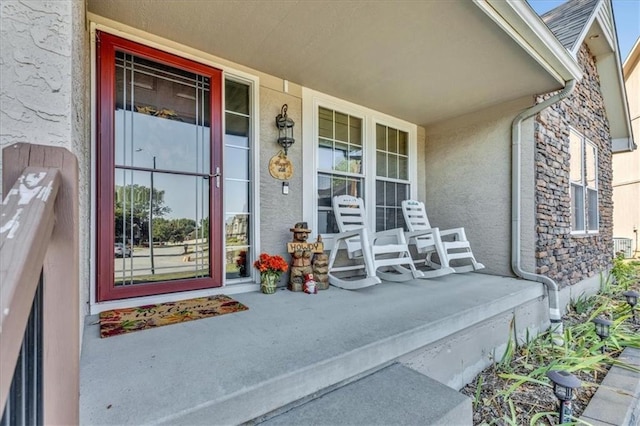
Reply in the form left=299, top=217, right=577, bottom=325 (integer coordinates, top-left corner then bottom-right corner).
left=547, top=369, right=581, bottom=424
left=622, top=290, right=638, bottom=323
left=592, top=317, right=612, bottom=353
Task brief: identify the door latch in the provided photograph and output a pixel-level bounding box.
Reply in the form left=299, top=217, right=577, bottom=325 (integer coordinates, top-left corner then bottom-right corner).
left=211, top=167, right=221, bottom=188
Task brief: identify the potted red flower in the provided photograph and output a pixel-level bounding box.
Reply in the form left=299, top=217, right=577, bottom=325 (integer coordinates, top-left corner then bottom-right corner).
left=253, top=253, right=288, bottom=294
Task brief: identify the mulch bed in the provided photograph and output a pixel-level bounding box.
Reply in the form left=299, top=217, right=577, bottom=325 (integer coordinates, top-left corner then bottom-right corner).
left=460, top=277, right=639, bottom=426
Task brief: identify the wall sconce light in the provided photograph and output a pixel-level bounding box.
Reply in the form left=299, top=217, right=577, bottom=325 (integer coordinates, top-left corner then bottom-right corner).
left=547, top=370, right=581, bottom=424
left=592, top=317, right=612, bottom=353
left=275, top=104, right=295, bottom=156
left=623, top=290, right=638, bottom=323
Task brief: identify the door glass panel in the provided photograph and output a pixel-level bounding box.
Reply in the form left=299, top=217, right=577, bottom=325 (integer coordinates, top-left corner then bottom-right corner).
left=225, top=113, right=249, bottom=147
left=225, top=80, right=249, bottom=115
left=114, top=170, right=210, bottom=285
left=224, top=180, right=250, bottom=213
left=115, top=52, right=210, bottom=175
left=225, top=147, right=249, bottom=180
left=113, top=51, right=212, bottom=287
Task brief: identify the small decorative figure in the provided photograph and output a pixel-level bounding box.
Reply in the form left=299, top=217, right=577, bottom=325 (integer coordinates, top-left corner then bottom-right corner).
left=303, top=273, right=317, bottom=294
left=287, top=222, right=324, bottom=291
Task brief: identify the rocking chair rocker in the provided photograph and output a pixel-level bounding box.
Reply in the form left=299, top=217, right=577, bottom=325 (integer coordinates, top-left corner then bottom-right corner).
left=327, top=195, right=423, bottom=290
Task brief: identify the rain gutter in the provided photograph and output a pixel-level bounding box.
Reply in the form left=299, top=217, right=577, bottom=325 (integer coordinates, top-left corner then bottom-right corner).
left=511, top=79, right=576, bottom=341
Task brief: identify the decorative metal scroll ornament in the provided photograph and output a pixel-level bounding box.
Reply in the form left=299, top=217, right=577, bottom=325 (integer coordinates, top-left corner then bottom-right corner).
left=269, top=151, right=294, bottom=180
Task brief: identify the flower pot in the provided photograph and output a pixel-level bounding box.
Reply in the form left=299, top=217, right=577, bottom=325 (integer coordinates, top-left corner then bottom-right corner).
left=260, top=274, right=278, bottom=294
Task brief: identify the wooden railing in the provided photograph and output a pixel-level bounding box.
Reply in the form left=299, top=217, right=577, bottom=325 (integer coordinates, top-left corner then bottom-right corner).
left=0, top=143, right=79, bottom=425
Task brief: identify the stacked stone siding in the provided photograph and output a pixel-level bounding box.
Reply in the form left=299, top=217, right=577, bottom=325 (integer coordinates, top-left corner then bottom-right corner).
left=535, top=44, right=613, bottom=287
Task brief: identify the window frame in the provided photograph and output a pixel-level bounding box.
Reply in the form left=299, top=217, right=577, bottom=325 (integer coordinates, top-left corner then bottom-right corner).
left=569, top=128, right=599, bottom=235
left=223, top=75, right=259, bottom=283
left=302, top=88, right=418, bottom=239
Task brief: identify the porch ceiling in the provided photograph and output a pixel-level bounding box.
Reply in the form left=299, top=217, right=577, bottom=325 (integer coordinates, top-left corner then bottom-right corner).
left=88, top=0, right=564, bottom=126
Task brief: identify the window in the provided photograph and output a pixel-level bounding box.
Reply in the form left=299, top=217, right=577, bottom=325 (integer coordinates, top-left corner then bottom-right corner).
left=316, top=107, right=363, bottom=233
left=375, top=124, right=410, bottom=231
left=303, top=89, right=417, bottom=235
left=224, top=79, right=254, bottom=280
left=570, top=129, right=598, bottom=233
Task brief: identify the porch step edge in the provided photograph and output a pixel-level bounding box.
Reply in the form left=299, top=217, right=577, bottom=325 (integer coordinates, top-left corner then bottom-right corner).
left=154, top=282, right=544, bottom=425
left=256, top=363, right=472, bottom=425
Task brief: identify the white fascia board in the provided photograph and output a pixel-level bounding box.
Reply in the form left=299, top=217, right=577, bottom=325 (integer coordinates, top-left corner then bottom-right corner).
left=623, top=38, right=640, bottom=74
left=612, top=137, right=637, bottom=153
left=474, top=0, right=582, bottom=83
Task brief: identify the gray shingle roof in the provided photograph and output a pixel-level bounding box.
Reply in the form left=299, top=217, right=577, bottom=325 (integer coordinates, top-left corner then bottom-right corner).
left=541, top=0, right=599, bottom=51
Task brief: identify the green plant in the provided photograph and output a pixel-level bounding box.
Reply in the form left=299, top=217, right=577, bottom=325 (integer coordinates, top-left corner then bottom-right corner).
left=466, top=275, right=639, bottom=425
left=611, top=253, right=637, bottom=289
left=472, top=375, right=483, bottom=410
left=497, top=317, right=516, bottom=373
left=570, top=293, right=597, bottom=315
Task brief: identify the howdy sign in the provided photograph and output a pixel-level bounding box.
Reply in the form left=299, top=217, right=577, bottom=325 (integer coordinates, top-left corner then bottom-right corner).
left=287, top=242, right=324, bottom=253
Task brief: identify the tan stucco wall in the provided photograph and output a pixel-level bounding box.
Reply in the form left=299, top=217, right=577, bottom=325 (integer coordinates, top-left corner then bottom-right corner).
left=613, top=50, right=640, bottom=255
left=417, top=126, right=427, bottom=204
left=259, top=86, right=303, bottom=267
left=423, top=97, right=536, bottom=277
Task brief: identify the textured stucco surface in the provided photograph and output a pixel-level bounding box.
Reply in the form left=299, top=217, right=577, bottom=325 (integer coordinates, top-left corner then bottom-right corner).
left=416, top=125, right=427, bottom=204
left=535, top=44, right=614, bottom=286
left=1, top=0, right=90, bottom=323
left=423, top=96, right=535, bottom=277
left=259, top=87, right=303, bottom=285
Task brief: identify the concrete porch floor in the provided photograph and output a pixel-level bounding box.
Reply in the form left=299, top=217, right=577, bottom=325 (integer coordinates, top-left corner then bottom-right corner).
left=80, top=273, right=546, bottom=425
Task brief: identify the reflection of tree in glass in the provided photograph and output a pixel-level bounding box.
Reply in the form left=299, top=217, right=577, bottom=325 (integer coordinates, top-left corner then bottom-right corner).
left=199, top=217, right=210, bottom=242
left=114, top=184, right=171, bottom=242
left=153, top=218, right=196, bottom=243
left=332, top=155, right=362, bottom=197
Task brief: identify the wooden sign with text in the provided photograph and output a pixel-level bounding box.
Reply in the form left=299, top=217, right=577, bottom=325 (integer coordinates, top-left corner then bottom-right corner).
left=287, top=241, right=324, bottom=253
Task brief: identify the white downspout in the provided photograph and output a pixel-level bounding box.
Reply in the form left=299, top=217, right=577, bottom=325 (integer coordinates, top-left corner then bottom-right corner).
left=511, top=79, right=576, bottom=343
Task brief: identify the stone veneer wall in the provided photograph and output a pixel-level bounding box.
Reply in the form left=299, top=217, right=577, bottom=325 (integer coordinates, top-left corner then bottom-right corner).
left=535, top=44, right=613, bottom=287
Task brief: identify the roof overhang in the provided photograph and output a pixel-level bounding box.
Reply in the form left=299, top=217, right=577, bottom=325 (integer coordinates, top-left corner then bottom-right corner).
left=87, top=0, right=581, bottom=127
left=623, top=37, right=640, bottom=76
left=573, top=0, right=635, bottom=152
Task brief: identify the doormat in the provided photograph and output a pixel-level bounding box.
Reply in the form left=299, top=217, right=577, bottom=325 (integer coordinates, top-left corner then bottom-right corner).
left=99, top=295, right=248, bottom=338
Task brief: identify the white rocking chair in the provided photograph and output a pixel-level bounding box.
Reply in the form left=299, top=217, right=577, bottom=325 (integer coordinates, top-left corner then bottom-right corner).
left=327, top=195, right=424, bottom=290
left=401, top=200, right=484, bottom=276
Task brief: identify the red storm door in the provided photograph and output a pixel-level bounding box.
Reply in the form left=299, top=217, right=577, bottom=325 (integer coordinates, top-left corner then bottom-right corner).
left=96, top=32, right=223, bottom=301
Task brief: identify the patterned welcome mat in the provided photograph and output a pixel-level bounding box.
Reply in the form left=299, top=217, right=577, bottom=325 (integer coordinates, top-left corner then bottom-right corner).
left=100, top=295, right=248, bottom=338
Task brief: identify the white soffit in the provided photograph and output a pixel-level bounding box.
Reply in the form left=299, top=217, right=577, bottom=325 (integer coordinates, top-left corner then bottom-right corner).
left=88, top=0, right=567, bottom=126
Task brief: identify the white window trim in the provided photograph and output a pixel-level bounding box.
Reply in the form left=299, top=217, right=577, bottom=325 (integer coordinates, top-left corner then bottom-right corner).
left=89, top=21, right=261, bottom=314
left=302, top=88, right=418, bottom=241
left=585, top=139, right=599, bottom=234
left=569, top=128, right=599, bottom=235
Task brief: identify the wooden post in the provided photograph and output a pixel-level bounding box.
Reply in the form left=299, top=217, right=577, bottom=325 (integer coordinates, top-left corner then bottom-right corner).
left=2, top=143, right=79, bottom=425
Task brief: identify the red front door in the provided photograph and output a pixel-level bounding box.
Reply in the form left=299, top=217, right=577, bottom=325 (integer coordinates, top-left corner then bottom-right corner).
left=96, top=32, right=223, bottom=301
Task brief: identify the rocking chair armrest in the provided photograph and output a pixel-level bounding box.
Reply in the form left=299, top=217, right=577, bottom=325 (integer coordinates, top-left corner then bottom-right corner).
left=372, top=227, right=406, bottom=244
left=332, top=228, right=367, bottom=243
left=404, top=228, right=441, bottom=239
left=439, top=227, right=467, bottom=242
